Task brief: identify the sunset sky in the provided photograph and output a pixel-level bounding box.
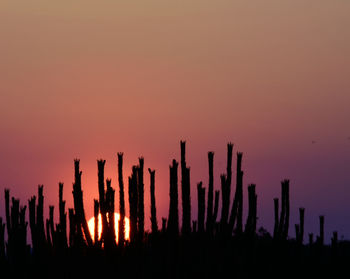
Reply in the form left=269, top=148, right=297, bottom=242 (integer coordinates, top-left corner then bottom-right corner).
left=1, top=0, right=350, bottom=242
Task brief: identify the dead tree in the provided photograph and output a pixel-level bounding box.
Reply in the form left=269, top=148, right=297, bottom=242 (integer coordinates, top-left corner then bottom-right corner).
left=72, top=159, right=93, bottom=246
left=37, top=185, right=45, bottom=247
left=6, top=190, right=28, bottom=262
left=297, top=208, right=305, bottom=244
left=228, top=152, right=243, bottom=235
left=118, top=153, right=126, bottom=245
left=28, top=186, right=47, bottom=254
left=168, top=159, right=179, bottom=236
left=105, top=178, right=116, bottom=247
left=68, top=208, right=76, bottom=247
left=206, top=152, right=214, bottom=234
left=277, top=179, right=290, bottom=240
left=180, top=141, right=191, bottom=236
left=57, top=182, right=67, bottom=249
left=220, top=174, right=228, bottom=232
left=97, top=159, right=109, bottom=245
left=197, top=182, right=206, bottom=234
left=137, top=157, right=145, bottom=240
left=94, top=200, right=99, bottom=245
left=273, top=198, right=279, bottom=239
left=213, top=190, right=220, bottom=228
left=244, top=184, right=257, bottom=235
left=149, top=168, right=158, bottom=235
left=220, top=143, right=233, bottom=233
left=128, top=166, right=138, bottom=242
left=317, top=215, right=324, bottom=245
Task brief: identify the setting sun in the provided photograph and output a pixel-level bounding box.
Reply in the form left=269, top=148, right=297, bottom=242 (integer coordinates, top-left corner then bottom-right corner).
left=88, top=213, right=130, bottom=243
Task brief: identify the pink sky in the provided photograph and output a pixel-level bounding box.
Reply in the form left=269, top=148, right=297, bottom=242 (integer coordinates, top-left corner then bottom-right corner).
left=1, top=0, right=350, bottom=242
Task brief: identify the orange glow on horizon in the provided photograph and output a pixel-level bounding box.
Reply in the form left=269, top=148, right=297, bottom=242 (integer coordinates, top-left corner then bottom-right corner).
left=87, top=213, right=130, bottom=243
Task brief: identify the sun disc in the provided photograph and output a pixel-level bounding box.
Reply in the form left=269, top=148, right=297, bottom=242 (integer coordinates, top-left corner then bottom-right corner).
left=87, top=213, right=130, bottom=243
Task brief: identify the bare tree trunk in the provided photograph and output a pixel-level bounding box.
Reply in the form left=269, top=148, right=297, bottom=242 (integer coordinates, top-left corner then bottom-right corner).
left=149, top=168, right=158, bottom=235
left=168, top=159, right=179, bottom=236
left=206, top=152, right=214, bottom=234
left=197, top=182, right=205, bottom=234
left=118, top=153, right=126, bottom=245
left=181, top=141, right=191, bottom=236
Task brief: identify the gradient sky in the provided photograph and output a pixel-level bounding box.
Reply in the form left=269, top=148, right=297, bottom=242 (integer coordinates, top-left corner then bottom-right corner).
left=1, top=0, right=350, bottom=243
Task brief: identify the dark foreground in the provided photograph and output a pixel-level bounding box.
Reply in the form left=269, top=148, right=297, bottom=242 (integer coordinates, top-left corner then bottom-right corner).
left=1, top=234, right=350, bottom=279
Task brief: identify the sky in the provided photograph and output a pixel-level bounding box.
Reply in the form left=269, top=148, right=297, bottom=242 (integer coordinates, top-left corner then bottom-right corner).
left=0, top=0, right=350, bottom=243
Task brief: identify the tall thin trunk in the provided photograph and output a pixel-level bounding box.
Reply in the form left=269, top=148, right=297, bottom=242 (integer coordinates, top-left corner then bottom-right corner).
left=149, top=168, right=158, bottom=234
left=117, top=153, right=126, bottom=245
left=181, top=141, right=191, bottom=236
left=73, top=160, right=93, bottom=246
left=168, top=159, right=179, bottom=236
left=137, top=157, right=145, bottom=240
left=213, top=190, right=220, bottom=226
left=206, top=152, right=214, bottom=234
left=299, top=208, right=305, bottom=244
left=97, top=159, right=108, bottom=244
left=220, top=174, right=228, bottom=232
left=319, top=215, right=324, bottom=245
left=94, top=200, right=99, bottom=245
left=128, top=166, right=138, bottom=242
left=273, top=198, right=279, bottom=239
left=58, top=182, right=67, bottom=248
left=197, top=182, right=205, bottom=234
left=282, top=180, right=290, bottom=240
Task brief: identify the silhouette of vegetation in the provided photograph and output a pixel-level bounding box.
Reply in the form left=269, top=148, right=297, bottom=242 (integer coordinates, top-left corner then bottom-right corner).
left=0, top=141, right=348, bottom=278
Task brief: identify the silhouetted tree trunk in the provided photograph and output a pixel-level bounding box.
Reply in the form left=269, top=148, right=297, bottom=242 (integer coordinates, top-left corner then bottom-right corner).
left=278, top=179, right=290, bottom=240
left=58, top=182, right=67, bottom=249
left=206, top=152, right=214, bottom=234
left=220, top=143, right=233, bottom=234
left=28, top=196, right=37, bottom=251
left=282, top=180, right=290, bottom=239
left=47, top=205, right=55, bottom=249
left=197, top=182, right=205, bottom=234
left=94, top=200, right=99, bottom=245
left=5, top=190, right=28, bottom=263
left=181, top=141, right=191, bottom=236
left=213, top=190, right=220, bottom=227
left=128, top=166, right=138, bottom=242
left=168, top=159, right=179, bottom=236
left=228, top=152, right=243, bottom=235
left=220, top=174, right=228, bottom=232
left=5, top=189, right=11, bottom=240
left=68, top=208, right=76, bottom=247
left=236, top=152, right=243, bottom=234
left=149, top=168, right=158, bottom=235
left=245, top=184, right=257, bottom=235
left=105, top=179, right=116, bottom=247
left=37, top=185, right=45, bottom=248
left=73, top=160, right=93, bottom=246
left=118, top=153, right=126, bottom=245
left=273, top=198, right=279, bottom=239
left=137, top=157, right=145, bottom=240
left=298, top=208, right=305, bottom=244
left=98, top=159, right=108, bottom=244
left=318, top=215, right=324, bottom=246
